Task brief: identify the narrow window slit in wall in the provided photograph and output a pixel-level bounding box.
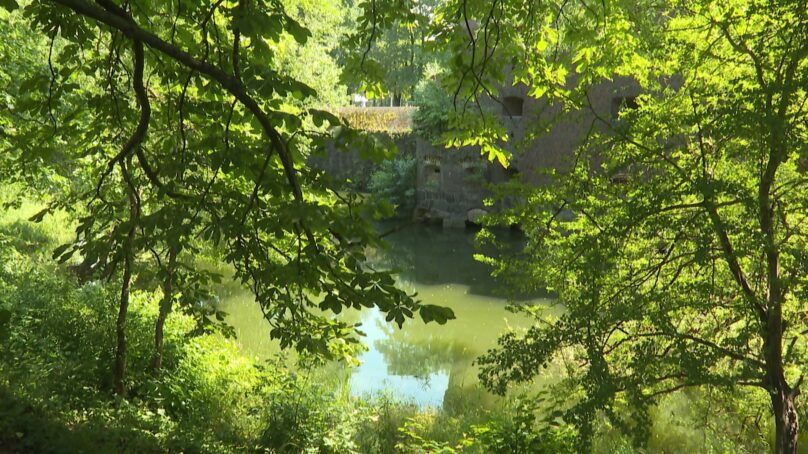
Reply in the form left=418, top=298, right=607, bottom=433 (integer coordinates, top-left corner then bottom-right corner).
left=503, top=96, right=524, bottom=117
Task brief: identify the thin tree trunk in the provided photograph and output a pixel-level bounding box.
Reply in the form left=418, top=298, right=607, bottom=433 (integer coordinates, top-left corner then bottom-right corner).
left=152, top=245, right=177, bottom=373
left=113, top=244, right=133, bottom=396
left=110, top=34, right=149, bottom=396
left=114, top=169, right=139, bottom=397
left=756, top=100, right=800, bottom=454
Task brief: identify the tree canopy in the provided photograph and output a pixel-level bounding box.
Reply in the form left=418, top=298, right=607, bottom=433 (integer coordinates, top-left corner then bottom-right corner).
left=2, top=0, right=807, bottom=452
left=0, top=0, right=454, bottom=397
left=350, top=0, right=808, bottom=452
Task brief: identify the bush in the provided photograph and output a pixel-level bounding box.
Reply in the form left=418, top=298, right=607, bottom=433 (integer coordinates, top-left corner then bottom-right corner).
left=355, top=394, right=420, bottom=454
left=339, top=107, right=416, bottom=133
left=396, top=398, right=577, bottom=454
left=412, top=66, right=453, bottom=144
left=468, top=399, right=577, bottom=453
left=0, top=226, right=375, bottom=453
left=367, top=156, right=417, bottom=218
left=259, top=375, right=363, bottom=453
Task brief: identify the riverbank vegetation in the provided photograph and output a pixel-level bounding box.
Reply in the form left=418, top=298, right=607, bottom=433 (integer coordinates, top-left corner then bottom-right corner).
left=0, top=198, right=575, bottom=453
left=0, top=199, right=774, bottom=453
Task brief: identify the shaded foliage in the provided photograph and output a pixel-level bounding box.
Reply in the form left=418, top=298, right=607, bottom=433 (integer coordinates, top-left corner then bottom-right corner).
left=368, top=155, right=416, bottom=218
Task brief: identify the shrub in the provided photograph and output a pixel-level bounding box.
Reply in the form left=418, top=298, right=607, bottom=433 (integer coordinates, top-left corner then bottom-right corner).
left=468, top=399, right=577, bottom=453
left=0, top=231, right=377, bottom=453
left=259, top=374, right=364, bottom=453
left=412, top=66, right=453, bottom=144
left=339, top=107, right=415, bottom=133
left=367, top=156, right=417, bottom=218
left=396, top=398, right=577, bottom=454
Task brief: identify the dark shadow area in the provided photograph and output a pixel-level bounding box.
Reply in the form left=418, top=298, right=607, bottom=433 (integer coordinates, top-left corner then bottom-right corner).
left=373, top=222, right=547, bottom=300
left=0, top=387, right=164, bottom=454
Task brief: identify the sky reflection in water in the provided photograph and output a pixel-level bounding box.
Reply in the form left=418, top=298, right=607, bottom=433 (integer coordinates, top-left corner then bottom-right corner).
left=221, top=224, right=554, bottom=409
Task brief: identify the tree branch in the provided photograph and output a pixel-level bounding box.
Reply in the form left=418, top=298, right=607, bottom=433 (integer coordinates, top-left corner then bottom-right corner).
left=52, top=0, right=304, bottom=206
left=94, top=31, right=151, bottom=198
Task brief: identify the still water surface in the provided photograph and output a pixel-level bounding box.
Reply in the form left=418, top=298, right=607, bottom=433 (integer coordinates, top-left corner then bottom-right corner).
left=220, top=224, right=553, bottom=409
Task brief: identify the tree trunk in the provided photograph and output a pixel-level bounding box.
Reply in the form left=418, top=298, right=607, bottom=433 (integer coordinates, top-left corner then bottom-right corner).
left=393, top=92, right=402, bottom=107
left=771, top=383, right=799, bottom=454
left=152, top=245, right=177, bottom=373
left=757, top=126, right=799, bottom=453
left=763, top=304, right=799, bottom=454
left=113, top=247, right=133, bottom=396
left=114, top=164, right=140, bottom=397
left=113, top=207, right=137, bottom=396
left=763, top=301, right=800, bottom=454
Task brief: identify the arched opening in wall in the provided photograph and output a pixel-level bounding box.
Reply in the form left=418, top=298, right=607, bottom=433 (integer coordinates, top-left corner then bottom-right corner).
left=425, top=165, right=441, bottom=189
left=502, top=96, right=524, bottom=117
left=464, top=219, right=483, bottom=231
left=460, top=158, right=485, bottom=183
left=610, top=96, right=638, bottom=119
left=414, top=208, right=442, bottom=225
left=610, top=172, right=630, bottom=184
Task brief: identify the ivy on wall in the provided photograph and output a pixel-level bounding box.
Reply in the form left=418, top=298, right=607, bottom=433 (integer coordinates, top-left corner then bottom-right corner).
left=337, top=107, right=416, bottom=133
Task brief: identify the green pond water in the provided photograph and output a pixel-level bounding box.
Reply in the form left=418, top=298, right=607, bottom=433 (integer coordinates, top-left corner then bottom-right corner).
left=220, top=223, right=556, bottom=409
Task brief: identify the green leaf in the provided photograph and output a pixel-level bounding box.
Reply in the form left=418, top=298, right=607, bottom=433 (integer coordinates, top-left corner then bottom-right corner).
left=419, top=304, right=456, bottom=325
left=51, top=243, right=71, bottom=260
left=285, top=17, right=311, bottom=44
left=0, top=0, right=18, bottom=11
left=28, top=207, right=50, bottom=223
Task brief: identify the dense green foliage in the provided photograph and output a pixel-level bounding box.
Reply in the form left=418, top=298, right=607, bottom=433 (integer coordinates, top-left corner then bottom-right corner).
left=0, top=0, right=456, bottom=400
left=0, top=0, right=464, bottom=451
left=367, top=156, right=416, bottom=219
left=351, top=0, right=808, bottom=452
left=411, top=64, right=453, bottom=144
left=276, top=0, right=352, bottom=107
left=343, top=0, right=440, bottom=105
left=0, top=204, right=342, bottom=452
left=481, top=1, right=806, bottom=452
left=3, top=0, right=808, bottom=451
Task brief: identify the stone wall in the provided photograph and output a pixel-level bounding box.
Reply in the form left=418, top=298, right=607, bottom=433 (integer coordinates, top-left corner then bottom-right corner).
left=413, top=76, right=642, bottom=228
left=309, top=133, right=417, bottom=189
left=312, top=78, right=642, bottom=228
left=415, top=139, right=493, bottom=228
left=494, top=76, right=642, bottom=186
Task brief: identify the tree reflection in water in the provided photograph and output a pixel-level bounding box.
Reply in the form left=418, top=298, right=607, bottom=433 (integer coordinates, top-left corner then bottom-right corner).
left=348, top=224, right=556, bottom=408
left=222, top=223, right=558, bottom=408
